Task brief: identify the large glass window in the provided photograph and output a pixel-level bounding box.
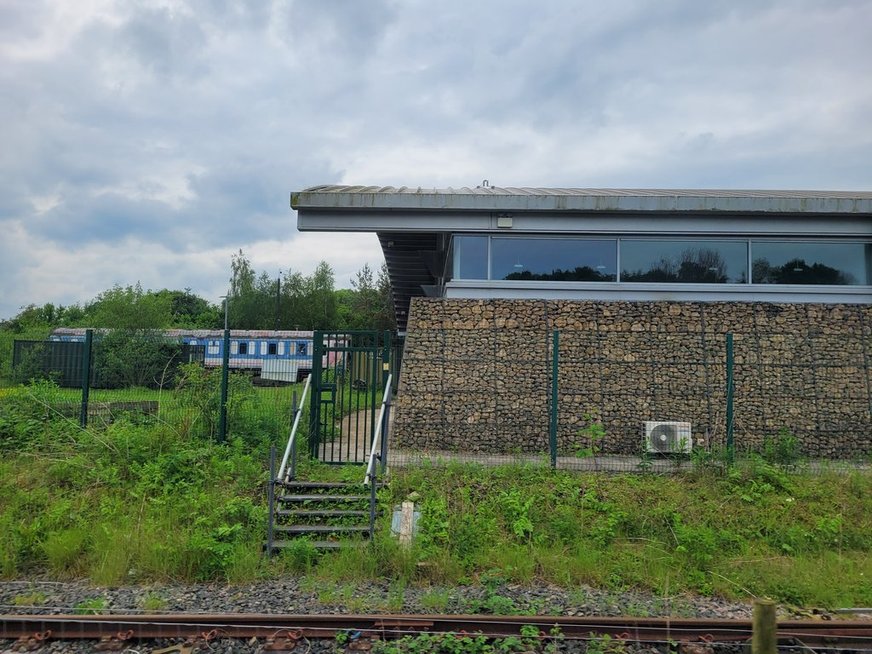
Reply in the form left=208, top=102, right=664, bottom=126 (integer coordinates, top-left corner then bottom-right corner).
left=447, top=234, right=871, bottom=287
left=751, top=242, right=871, bottom=285
left=491, top=237, right=617, bottom=281
left=621, top=240, right=748, bottom=283
left=451, top=235, right=488, bottom=280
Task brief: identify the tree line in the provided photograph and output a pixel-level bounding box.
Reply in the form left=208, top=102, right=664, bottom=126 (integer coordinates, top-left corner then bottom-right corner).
left=0, top=252, right=394, bottom=382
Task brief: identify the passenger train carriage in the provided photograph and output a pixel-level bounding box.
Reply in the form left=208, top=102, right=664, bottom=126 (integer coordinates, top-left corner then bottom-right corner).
left=50, top=328, right=315, bottom=383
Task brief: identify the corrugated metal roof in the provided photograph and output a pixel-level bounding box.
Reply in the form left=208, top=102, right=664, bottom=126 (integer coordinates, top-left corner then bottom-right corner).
left=292, top=186, right=872, bottom=214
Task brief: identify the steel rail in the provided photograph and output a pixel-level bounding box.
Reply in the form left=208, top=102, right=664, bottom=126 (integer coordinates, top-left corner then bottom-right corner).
left=2, top=613, right=872, bottom=646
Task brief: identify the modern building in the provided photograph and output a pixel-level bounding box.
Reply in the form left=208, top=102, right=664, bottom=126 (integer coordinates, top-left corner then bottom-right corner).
left=292, top=186, right=872, bottom=459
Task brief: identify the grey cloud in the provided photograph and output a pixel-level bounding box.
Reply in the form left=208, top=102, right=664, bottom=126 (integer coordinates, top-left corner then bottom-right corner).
left=114, top=5, right=209, bottom=79
left=1, top=0, right=871, bottom=319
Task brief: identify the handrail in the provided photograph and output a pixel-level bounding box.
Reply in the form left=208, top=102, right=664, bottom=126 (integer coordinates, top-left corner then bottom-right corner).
left=364, top=374, right=392, bottom=485
left=277, top=374, right=311, bottom=481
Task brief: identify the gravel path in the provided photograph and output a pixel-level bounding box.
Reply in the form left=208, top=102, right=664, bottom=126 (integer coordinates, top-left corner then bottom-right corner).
left=0, top=579, right=839, bottom=653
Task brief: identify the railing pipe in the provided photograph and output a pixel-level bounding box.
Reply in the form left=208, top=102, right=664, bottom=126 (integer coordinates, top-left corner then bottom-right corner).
left=364, top=374, right=392, bottom=485
left=380, top=392, right=391, bottom=474
left=277, top=374, right=311, bottom=481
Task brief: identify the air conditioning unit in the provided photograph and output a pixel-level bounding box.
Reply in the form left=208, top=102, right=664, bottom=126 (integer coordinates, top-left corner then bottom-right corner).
left=644, top=421, right=692, bottom=454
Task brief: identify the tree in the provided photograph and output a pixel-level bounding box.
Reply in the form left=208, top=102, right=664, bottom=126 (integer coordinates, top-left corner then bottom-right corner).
left=305, top=261, right=338, bottom=329
left=153, top=289, right=221, bottom=328
left=93, top=329, right=182, bottom=389
left=375, top=262, right=396, bottom=331
left=86, top=283, right=173, bottom=329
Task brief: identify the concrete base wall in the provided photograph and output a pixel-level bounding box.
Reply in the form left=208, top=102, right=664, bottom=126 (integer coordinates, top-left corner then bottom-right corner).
left=394, top=298, right=872, bottom=458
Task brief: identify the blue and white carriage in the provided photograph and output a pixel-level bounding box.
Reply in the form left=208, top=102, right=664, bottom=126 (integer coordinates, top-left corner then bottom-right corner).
left=50, top=328, right=315, bottom=382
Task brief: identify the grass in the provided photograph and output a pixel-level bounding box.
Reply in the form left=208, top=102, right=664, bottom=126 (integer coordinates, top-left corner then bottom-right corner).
left=140, top=593, right=169, bottom=612
left=1, top=380, right=871, bottom=609
left=12, top=591, right=48, bottom=607
left=308, top=461, right=872, bottom=609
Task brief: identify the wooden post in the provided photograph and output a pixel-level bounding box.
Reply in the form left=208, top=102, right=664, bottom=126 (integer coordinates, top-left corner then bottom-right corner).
left=752, top=599, right=777, bottom=654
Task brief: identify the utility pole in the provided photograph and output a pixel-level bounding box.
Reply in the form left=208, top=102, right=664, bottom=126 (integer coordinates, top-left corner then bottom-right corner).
left=275, top=270, right=281, bottom=331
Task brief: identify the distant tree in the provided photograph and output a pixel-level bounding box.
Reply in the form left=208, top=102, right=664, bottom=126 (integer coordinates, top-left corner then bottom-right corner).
left=375, top=262, right=396, bottom=331
left=153, top=289, right=221, bottom=328
left=335, top=263, right=396, bottom=331
left=228, top=250, right=263, bottom=328
left=347, top=263, right=378, bottom=329
left=279, top=270, right=308, bottom=330
left=306, top=261, right=338, bottom=329
left=86, top=283, right=173, bottom=329
left=92, top=329, right=182, bottom=389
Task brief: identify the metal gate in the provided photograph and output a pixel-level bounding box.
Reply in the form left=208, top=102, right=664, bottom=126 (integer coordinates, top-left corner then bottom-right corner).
left=308, top=330, right=391, bottom=464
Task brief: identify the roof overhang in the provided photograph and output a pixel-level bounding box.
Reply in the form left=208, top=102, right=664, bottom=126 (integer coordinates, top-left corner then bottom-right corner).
left=292, top=186, right=872, bottom=220
left=290, top=186, right=872, bottom=331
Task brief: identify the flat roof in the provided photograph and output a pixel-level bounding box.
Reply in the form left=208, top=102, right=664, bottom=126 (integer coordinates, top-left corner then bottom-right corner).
left=292, top=185, right=872, bottom=214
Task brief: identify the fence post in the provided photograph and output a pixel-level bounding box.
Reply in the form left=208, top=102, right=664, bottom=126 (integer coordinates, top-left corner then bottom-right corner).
left=218, top=327, right=230, bottom=443
left=752, top=599, right=777, bottom=654
left=549, top=330, right=559, bottom=469
left=382, top=330, right=391, bottom=390
left=726, top=332, right=735, bottom=465
left=380, top=391, right=391, bottom=474
left=79, top=329, right=93, bottom=428
left=266, top=445, right=276, bottom=558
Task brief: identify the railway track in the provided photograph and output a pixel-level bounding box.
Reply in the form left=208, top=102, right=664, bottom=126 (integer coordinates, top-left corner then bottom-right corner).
left=2, top=612, right=872, bottom=650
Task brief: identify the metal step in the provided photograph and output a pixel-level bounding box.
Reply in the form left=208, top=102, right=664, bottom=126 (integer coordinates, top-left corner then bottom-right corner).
left=277, top=481, right=366, bottom=489
left=277, top=494, right=369, bottom=503
left=275, top=525, right=370, bottom=535
left=277, top=509, right=369, bottom=518
left=269, top=540, right=365, bottom=550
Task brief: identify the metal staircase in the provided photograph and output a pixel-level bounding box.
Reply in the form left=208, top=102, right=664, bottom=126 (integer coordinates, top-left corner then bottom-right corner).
left=264, top=366, right=393, bottom=554
left=267, top=480, right=376, bottom=551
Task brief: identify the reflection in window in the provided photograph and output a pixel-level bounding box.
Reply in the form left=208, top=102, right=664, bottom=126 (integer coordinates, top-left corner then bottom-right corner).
left=621, top=241, right=748, bottom=283
left=451, top=235, right=488, bottom=280
left=491, top=238, right=617, bottom=281
left=752, top=242, right=871, bottom=285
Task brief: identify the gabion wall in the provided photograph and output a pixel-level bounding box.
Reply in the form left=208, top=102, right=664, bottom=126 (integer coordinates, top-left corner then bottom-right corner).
left=393, top=298, right=872, bottom=458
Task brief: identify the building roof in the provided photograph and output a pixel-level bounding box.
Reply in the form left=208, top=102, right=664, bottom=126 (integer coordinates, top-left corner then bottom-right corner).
left=291, top=185, right=872, bottom=332
left=292, top=185, right=872, bottom=214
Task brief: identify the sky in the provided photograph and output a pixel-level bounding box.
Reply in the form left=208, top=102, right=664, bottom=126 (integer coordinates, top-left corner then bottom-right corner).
left=1, top=0, right=871, bottom=320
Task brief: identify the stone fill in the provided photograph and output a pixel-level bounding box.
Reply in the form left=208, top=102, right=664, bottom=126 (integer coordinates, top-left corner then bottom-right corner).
left=394, top=299, right=872, bottom=458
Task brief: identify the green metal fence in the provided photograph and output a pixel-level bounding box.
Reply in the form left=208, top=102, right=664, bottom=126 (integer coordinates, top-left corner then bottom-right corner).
left=8, top=324, right=870, bottom=473
left=8, top=330, right=299, bottom=447
left=388, top=326, right=872, bottom=472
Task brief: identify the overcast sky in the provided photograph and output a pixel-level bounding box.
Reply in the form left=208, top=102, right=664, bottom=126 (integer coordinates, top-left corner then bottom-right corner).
left=2, top=0, right=871, bottom=320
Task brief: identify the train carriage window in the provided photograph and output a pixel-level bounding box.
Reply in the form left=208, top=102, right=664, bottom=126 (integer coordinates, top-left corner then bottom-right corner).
left=238, top=342, right=247, bottom=355
left=260, top=341, right=267, bottom=355
left=231, top=341, right=240, bottom=354
left=249, top=341, right=255, bottom=355
left=297, top=342, right=307, bottom=356
left=278, top=342, right=286, bottom=356
left=268, top=342, right=277, bottom=355
left=208, top=341, right=219, bottom=355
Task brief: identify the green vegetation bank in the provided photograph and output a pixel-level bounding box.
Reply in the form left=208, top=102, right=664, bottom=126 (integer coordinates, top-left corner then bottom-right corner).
left=1, top=380, right=870, bottom=610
